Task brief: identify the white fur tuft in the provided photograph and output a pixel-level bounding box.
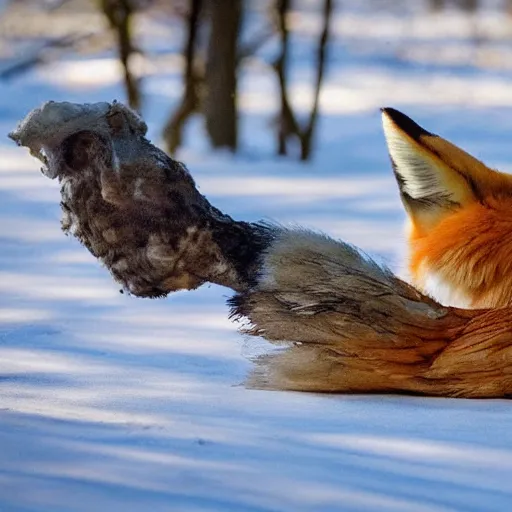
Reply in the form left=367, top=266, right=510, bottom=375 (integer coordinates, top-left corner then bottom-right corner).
left=422, top=270, right=472, bottom=309
left=382, top=115, right=450, bottom=202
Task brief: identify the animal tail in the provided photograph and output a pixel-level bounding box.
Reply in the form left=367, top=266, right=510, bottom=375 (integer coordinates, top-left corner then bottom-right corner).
left=229, top=229, right=511, bottom=397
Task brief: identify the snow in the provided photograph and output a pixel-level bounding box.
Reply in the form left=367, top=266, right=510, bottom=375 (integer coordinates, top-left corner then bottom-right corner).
left=2, top=2, right=512, bottom=511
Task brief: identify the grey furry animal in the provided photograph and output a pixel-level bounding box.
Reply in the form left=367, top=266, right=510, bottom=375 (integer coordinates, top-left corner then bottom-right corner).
left=10, top=101, right=273, bottom=297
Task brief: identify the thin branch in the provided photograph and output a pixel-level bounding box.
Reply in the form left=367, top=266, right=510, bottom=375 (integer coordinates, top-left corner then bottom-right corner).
left=273, top=0, right=332, bottom=161
left=101, top=0, right=141, bottom=111
left=275, top=0, right=300, bottom=155
left=0, top=33, right=94, bottom=80
left=163, top=0, right=203, bottom=154
left=300, top=0, right=332, bottom=161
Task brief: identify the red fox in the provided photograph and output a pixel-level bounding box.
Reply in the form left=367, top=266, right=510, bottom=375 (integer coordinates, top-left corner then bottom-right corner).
left=232, top=108, right=512, bottom=398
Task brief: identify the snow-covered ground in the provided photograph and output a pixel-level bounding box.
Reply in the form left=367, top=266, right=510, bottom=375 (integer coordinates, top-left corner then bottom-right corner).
left=2, top=3, right=512, bottom=511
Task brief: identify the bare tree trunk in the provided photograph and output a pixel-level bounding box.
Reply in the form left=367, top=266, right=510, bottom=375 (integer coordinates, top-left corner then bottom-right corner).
left=162, top=0, right=203, bottom=154
left=456, top=0, right=478, bottom=11
left=429, top=0, right=444, bottom=11
left=101, top=0, right=141, bottom=111
left=162, top=0, right=271, bottom=155
left=275, top=0, right=292, bottom=155
left=203, top=0, right=242, bottom=151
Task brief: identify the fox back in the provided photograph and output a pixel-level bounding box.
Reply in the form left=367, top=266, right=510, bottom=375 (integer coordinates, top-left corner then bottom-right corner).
left=382, top=108, right=512, bottom=309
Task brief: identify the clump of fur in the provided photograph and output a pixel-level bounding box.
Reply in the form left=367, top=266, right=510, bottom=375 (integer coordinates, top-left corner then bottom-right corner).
left=12, top=101, right=275, bottom=297
left=229, top=229, right=512, bottom=398
left=230, top=229, right=457, bottom=393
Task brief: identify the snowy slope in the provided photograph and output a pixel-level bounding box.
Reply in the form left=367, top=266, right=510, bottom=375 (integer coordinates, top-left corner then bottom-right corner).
left=2, top=4, right=512, bottom=511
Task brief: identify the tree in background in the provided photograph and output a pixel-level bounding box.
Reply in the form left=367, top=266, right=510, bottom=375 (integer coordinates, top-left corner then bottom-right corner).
left=203, top=0, right=242, bottom=151
left=167, top=0, right=333, bottom=160
left=163, top=0, right=274, bottom=155
left=7, top=0, right=512, bottom=161
left=274, top=0, right=332, bottom=161
left=163, top=0, right=331, bottom=160
left=0, top=0, right=332, bottom=160
left=162, top=0, right=203, bottom=155
left=163, top=0, right=243, bottom=154
left=100, top=0, right=141, bottom=111
left=429, top=0, right=478, bottom=11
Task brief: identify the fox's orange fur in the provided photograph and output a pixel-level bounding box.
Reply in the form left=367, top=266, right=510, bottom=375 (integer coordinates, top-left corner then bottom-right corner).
left=410, top=199, right=512, bottom=308
left=382, top=108, right=512, bottom=308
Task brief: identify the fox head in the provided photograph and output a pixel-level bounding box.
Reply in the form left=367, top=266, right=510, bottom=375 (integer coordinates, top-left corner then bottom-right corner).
left=382, top=108, right=512, bottom=309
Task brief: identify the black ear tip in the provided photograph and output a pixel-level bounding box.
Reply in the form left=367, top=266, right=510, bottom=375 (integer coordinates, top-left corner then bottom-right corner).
left=381, top=107, right=413, bottom=123
left=381, top=107, right=433, bottom=140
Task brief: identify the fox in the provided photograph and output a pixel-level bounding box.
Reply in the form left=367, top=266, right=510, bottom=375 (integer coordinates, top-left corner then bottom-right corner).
left=13, top=100, right=512, bottom=398
left=231, top=108, right=512, bottom=398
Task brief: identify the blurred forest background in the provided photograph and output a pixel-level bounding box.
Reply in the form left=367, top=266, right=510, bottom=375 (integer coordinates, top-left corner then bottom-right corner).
left=2, top=0, right=512, bottom=161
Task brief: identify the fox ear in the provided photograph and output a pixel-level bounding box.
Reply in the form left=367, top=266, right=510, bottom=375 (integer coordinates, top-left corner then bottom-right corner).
left=381, top=108, right=492, bottom=233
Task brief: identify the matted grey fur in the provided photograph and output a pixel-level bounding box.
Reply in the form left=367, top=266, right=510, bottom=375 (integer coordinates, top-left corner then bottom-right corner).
left=11, top=101, right=274, bottom=297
